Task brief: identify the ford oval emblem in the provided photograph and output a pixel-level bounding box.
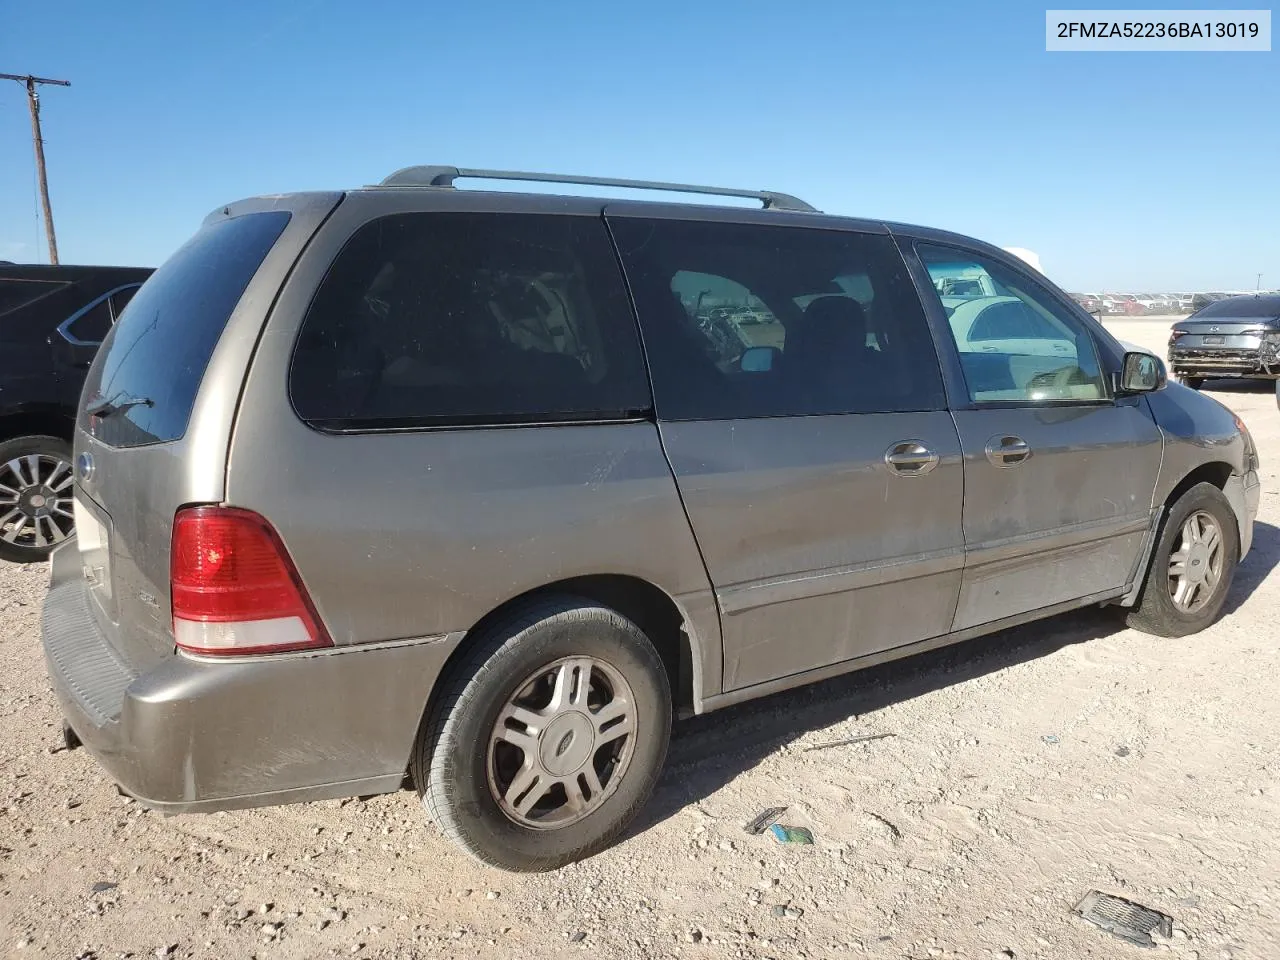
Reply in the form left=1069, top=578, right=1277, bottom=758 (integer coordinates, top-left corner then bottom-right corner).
left=76, top=452, right=95, bottom=483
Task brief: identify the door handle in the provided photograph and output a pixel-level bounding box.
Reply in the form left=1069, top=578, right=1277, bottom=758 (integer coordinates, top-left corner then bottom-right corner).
left=884, top=440, right=940, bottom=476
left=985, top=435, right=1032, bottom=467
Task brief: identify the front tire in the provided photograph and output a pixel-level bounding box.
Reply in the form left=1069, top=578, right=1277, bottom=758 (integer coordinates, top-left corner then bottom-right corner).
left=1126, top=482, right=1238, bottom=637
left=0, top=435, right=75, bottom=564
left=412, top=597, right=672, bottom=872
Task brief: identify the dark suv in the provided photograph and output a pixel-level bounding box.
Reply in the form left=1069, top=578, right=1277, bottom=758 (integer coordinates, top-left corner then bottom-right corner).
left=0, top=263, right=153, bottom=562
left=43, top=167, right=1259, bottom=871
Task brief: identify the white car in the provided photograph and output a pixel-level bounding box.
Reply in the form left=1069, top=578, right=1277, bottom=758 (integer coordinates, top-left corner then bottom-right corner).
left=945, top=296, right=1102, bottom=401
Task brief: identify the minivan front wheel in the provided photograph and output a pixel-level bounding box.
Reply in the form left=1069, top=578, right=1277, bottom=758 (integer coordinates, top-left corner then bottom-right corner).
left=0, top=436, right=75, bottom=564
left=413, top=597, right=671, bottom=871
left=1126, top=482, right=1238, bottom=637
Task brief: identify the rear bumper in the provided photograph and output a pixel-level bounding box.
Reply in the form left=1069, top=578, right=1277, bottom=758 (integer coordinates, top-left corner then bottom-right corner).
left=42, top=544, right=461, bottom=813
left=1169, top=347, right=1275, bottom=377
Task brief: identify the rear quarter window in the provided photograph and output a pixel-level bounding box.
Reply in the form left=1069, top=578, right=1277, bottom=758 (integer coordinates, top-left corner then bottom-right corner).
left=81, top=212, right=290, bottom=447
left=64, top=296, right=114, bottom=344
left=289, top=212, right=651, bottom=428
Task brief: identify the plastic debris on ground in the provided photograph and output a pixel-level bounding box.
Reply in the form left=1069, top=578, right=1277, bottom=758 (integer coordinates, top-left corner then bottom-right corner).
left=1073, top=890, right=1174, bottom=947
left=743, top=806, right=788, bottom=835
left=769, top=824, right=814, bottom=844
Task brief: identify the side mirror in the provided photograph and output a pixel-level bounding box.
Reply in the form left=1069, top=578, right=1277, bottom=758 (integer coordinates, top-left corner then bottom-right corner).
left=739, top=346, right=779, bottom=373
left=1118, top=351, right=1166, bottom=393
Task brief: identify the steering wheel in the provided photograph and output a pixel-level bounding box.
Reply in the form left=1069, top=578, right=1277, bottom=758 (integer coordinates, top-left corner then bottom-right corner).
left=1026, top=364, right=1082, bottom=397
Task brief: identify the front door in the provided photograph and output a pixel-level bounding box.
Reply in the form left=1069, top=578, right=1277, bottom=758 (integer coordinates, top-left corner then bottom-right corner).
left=609, top=213, right=965, bottom=692
left=912, top=241, right=1164, bottom=630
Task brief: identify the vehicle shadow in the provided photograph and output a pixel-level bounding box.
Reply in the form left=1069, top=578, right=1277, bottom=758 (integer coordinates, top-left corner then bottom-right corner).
left=636, top=608, right=1121, bottom=835
left=1203, top=378, right=1276, bottom=394
left=1224, top=520, right=1280, bottom=616
left=636, top=521, right=1280, bottom=835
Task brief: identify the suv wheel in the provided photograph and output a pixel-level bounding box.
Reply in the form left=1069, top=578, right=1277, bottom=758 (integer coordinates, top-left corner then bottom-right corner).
left=412, top=597, right=672, bottom=871
left=0, top=436, right=75, bottom=564
left=1126, top=482, right=1238, bottom=637
left=1179, top=375, right=1204, bottom=390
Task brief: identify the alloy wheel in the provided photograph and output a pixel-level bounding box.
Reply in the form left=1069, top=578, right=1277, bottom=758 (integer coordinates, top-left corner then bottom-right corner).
left=1167, top=509, right=1224, bottom=613
left=486, top=656, right=637, bottom=830
left=0, top=454, right=75, bottom=553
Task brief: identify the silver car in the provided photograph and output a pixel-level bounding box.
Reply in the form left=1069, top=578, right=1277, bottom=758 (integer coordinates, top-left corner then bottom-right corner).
left=43, top=166, right=1262, bottom=871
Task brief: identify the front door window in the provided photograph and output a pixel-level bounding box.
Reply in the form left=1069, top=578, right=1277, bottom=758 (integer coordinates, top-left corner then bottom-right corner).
left=917, top=243, right=1108, bottom=403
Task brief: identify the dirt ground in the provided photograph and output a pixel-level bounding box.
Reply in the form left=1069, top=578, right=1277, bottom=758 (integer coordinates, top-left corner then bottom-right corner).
left=2, top=319, right=1277, bottom=960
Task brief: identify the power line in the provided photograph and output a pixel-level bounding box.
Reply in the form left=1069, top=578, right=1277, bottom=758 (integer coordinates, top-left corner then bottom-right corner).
left=1, top=73, right=71, bottom=265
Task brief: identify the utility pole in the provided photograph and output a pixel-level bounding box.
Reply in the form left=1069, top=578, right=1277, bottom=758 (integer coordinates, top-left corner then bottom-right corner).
left=2, top=73, right=71, bottom=264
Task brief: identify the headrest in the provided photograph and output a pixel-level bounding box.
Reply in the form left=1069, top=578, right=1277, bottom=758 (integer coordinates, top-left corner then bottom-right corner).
left=803, top=295, right=866, bottom=332
left=787, top=296, right=867, bottom=363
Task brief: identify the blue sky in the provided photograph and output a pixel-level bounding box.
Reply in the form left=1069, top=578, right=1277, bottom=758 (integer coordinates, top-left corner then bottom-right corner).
left=1, top=0, right=1275, bottom=290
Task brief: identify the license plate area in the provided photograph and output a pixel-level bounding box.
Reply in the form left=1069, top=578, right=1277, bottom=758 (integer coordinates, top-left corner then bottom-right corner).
left=73, top=494, right=112, bottom=604
left=1203, top=335, right=1225, bottom=345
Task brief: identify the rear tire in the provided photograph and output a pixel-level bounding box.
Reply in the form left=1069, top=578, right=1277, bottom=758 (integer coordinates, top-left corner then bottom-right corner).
left=1126, top=482, right=1238, bottom=637
left=0, top=435, right=75, bottom=564
left=412, top=596, right=672, bottom=872
left=1179, top=375, right=1204, bottom=390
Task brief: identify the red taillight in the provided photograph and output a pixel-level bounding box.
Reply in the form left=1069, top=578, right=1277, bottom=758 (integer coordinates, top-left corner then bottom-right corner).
left=1169, top=330, right=1187, bottom=344
left=170, top=506, right=331, bottom=656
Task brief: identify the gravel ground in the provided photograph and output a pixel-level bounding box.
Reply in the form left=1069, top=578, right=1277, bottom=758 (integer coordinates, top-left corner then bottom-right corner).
left=2, top=320, right=1277, bottom=960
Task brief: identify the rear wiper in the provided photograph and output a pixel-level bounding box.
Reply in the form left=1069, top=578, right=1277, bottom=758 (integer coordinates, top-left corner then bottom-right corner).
left=86, top=395, right=153, bottom=419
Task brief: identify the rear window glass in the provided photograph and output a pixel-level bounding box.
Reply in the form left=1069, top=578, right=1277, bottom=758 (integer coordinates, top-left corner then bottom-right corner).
left=968, top=300, right=1064, bottom=340
left=1192, top=297, right=1280, bottom=319
left=81, top=211, right=289, bottom=447
left=289, top=212, right=651, bottom=428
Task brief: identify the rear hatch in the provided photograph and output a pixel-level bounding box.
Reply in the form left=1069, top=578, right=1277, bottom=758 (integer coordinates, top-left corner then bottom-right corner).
left=72, top=195, right=341, bottom=671
left=1171, top=318, right=1274, bottom=350
left=1172, top=298, right=1280, bottom=352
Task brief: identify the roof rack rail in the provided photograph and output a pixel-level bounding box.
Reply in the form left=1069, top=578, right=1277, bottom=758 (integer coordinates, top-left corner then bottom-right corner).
left=376, top=165, right=819, bottom=213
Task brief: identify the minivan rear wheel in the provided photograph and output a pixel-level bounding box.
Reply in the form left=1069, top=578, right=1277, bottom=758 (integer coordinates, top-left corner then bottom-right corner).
left=1126, top=482, right=1238, bottom=637
left=0, top=436, right=75, bottom=564
left=412, top=597, right=671, bottom=871
left=1179, top=375, right=1205, bottom=390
